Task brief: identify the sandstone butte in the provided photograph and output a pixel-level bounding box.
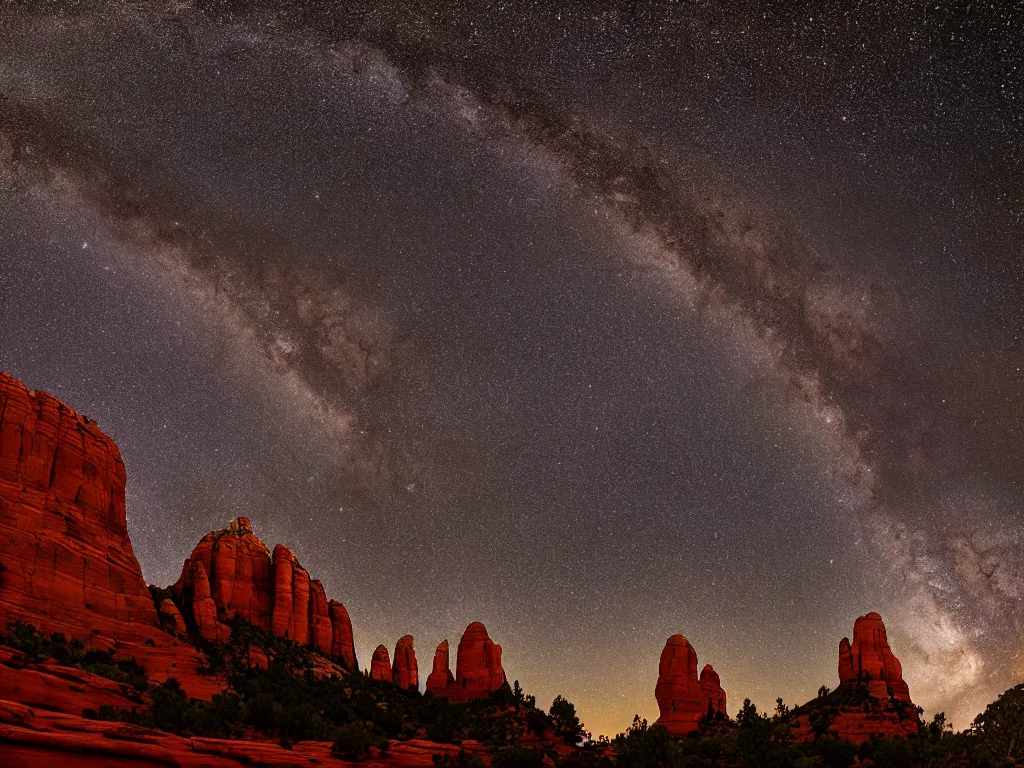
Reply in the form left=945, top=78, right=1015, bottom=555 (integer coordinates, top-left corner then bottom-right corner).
left=790, top=612, right=921, bottom=743
left=393, top=634, right=419, bottom=690
left=425, top=621, right=506, bottom=702
left=170, top=516, right=358, bottom=670
left=653, top=634, right=728, bottom=736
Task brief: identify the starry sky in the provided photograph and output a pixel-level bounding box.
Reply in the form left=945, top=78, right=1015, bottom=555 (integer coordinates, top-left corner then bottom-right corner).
left=1, top=0, right=1022, bottom=739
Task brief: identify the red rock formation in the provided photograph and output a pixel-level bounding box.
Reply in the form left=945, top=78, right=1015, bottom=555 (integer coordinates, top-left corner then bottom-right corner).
left=157, top=599, right=187, bottom=636
left=0, top=696, right=493, bottom=767
left=699, top=664, right=727, bottom=714
left=309, top=581, right=333, bottom=657
left=329, top=599, right=357, bottom=670
left=426, top=639, right=455, bottom=695
left=791, top=612, right=919, bottom=744
left=654, top=635, right=727, bottom=735
left=371, top=644, right=393, bottom=682
left=430, top=622, right=506, bottom=702
left=0, top=373, right=216, bottom=700
left=184, top=561, right=231, bottom=644
left=0, top=373, right=156, bottom=634
left=0, top=646, right=146, bottom=717
left=172, top=517, right=274, bottom=632
left=393, top=635, right=419, bottom=690
left=838, top=612, right=911, bottom=701
left=838, top=637, right=855, bottom=683
left=171, top=519, right=357, bottom=666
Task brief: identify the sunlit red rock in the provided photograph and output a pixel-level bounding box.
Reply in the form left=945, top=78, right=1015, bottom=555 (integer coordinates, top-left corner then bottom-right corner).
left=393, top=634, right=419, bottom=690
left=0, top=646, right=146, bottom=717
left=654, top=634, right=728, bottom=735
left=289, top=562, right=312, bottom=646
left=270, top=544, right=295, bottom=639
left=371, top=644, right=393, bottom=682
left=699, top=664, right=726, bottom=713
left=426, top=639, right=455, bottom=695
left=0, top=373, right=156, bottom=634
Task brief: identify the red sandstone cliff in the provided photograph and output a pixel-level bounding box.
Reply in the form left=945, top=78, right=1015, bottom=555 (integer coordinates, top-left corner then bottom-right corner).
left=653, top=634, right=727, bottom=735
left=0, top=373, right=216, bottom=700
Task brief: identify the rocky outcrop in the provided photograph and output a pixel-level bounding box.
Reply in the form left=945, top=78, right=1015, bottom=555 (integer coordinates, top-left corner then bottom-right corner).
left=0, top=697, right=492, bottom=767
left=171, top=517, right=273, bottom=632
left=0, top=373, right=216, bottom=700
left=654, top=634, right=727, bottom=735
left=791, top=612, right=920, bottom=743
left=0, top=646, right=146, bottom=717
left=393, top=635, right=419, bottom=690
left=426, top=639, right=455, bottom=695
left=430, top=622, right=506, bottom=702
left=309, top=581, right=333, bottom=657
left=838, top=612, right=911, bottom=701
left=183, top=561, right=231, bottom=644
left=371, top=644, right=392, bottom=682
left=157, top=598, right=187, bottom=636
left=171, top=518, right=357, bottom=667
left=330, top=600, right=357, bottom=670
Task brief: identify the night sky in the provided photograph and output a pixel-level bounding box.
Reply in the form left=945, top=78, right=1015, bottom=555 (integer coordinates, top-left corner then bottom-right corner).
left=1, top=0, right=1022, bottom=739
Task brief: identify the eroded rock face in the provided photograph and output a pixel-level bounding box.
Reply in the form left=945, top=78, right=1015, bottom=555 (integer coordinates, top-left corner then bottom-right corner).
left=172, top=519, right=357, bottom=666
left=791, top=612, right=920, bottom=744
left=184, top=561, right=231, bottom=644
left=430, top=622, right=506, bottom=702
left=0, top=373, right=156, bottom=635
left=172, top=516, right=274, bottom=633
left=309, top=581, right=333, bottom=657
left=426, top=639, right=455, bottom=695
left=838, top=612, right=911, bottom=701
left=393, top=635, right=419, bottom=690
left=0, top=373, right=214, bottom=699
left=371, top=644, right=393, bottom=682
left=0, top=698, right=493, bottom=768
left=654, top=635, right=728, bottom=735
left=329, top=599, right=357, bottom=670
left=157, top=597, right=187, bottom=636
